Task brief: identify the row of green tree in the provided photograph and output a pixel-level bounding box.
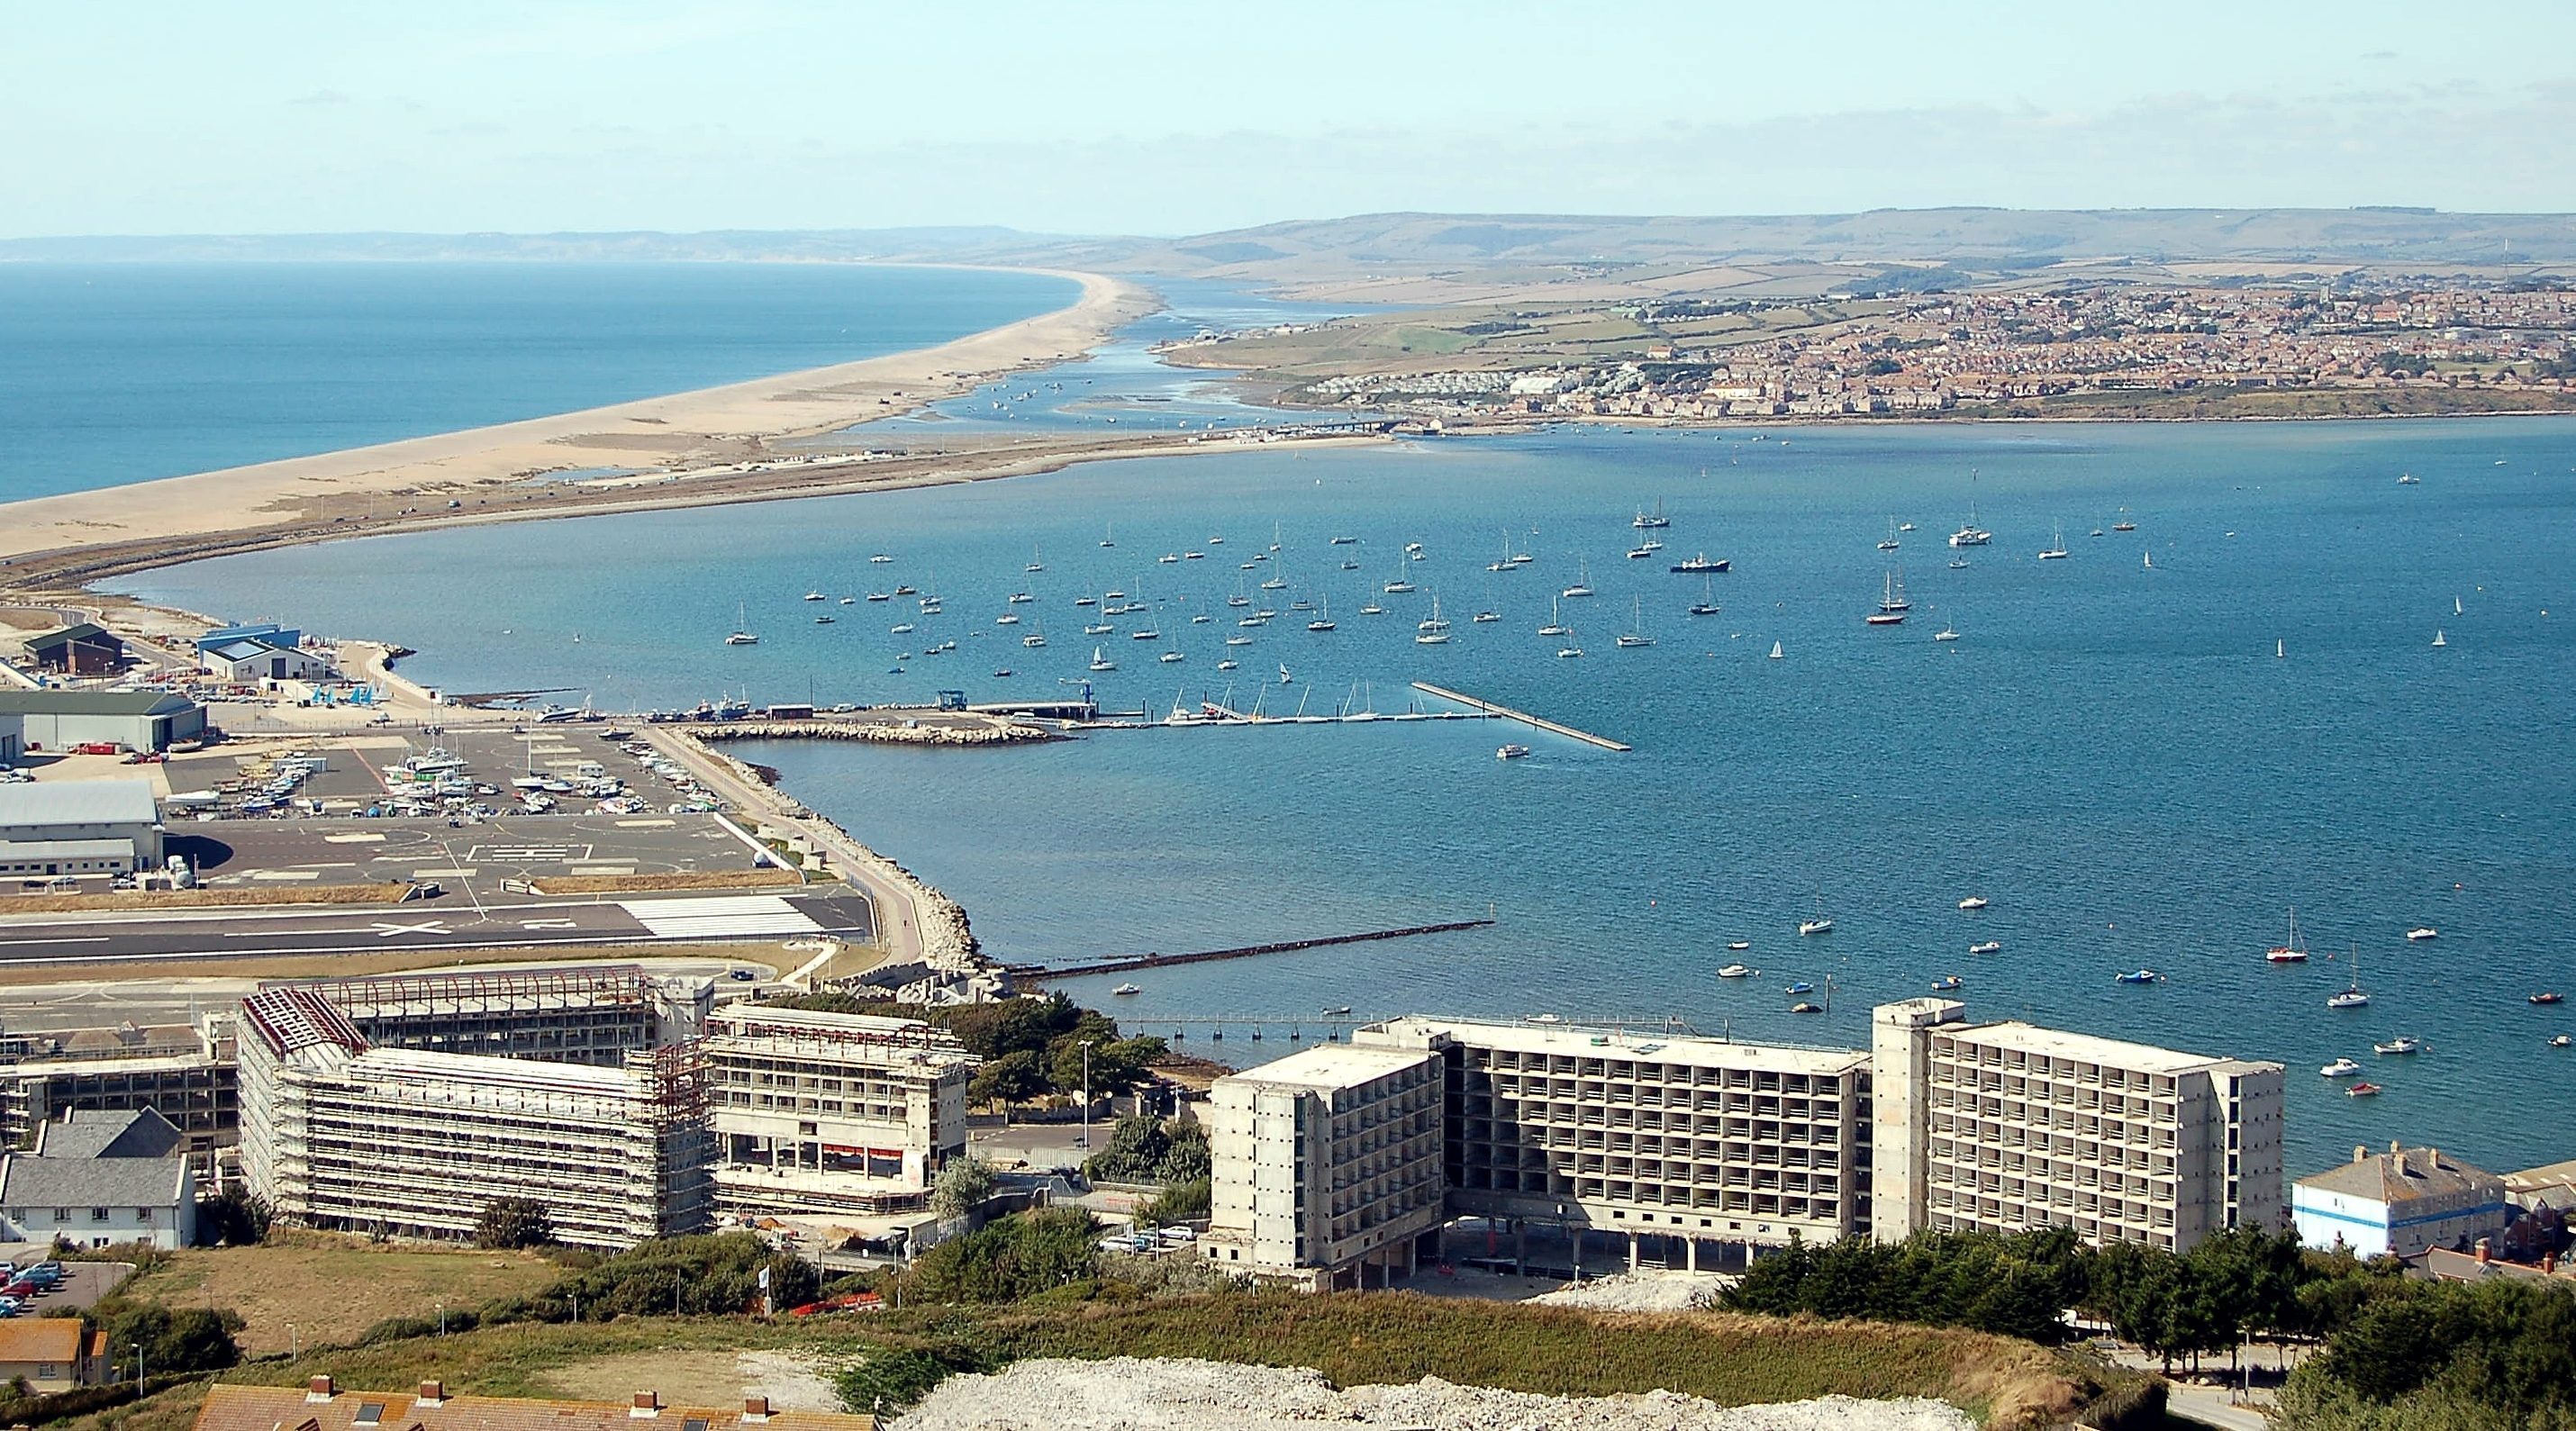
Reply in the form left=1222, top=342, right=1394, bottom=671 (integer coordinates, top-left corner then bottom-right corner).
left=1727, top=1226, right=2576, bottom=1426
left=765, top=992, right=1167, bottom=1104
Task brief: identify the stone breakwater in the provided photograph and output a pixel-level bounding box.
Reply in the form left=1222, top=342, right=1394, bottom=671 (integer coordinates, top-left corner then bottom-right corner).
left=659, top=728, right=993, bottom=983
left=682, top=717, right=1058, bottom=747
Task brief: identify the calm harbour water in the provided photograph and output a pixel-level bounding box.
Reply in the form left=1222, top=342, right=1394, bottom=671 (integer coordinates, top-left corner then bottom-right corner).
left=123, top=415, right=2576, bottom=1178
left=0, top=262, right=1075, bottom=503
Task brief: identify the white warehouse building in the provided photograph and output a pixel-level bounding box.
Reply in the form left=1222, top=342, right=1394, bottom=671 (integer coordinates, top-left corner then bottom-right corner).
left=1202, top=1043, right=1447, bottom=1291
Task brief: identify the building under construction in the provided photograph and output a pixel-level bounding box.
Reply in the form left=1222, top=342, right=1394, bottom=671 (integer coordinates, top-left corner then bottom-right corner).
left=235, top=974, right=714, bottom=1249
left=699, top=1004, right=975, bottom=1218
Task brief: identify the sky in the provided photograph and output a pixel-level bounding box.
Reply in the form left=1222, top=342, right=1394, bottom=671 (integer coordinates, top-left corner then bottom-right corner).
left=6, top=1, right=2574, bottom=238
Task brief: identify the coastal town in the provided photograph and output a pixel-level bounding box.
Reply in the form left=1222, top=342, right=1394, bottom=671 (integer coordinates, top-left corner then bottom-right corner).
left=2, top=588, right=2571, bottom=1426
left=7, top=5, right=2576, bottom=1418
left=1174, top=279, right=2576, bottom=423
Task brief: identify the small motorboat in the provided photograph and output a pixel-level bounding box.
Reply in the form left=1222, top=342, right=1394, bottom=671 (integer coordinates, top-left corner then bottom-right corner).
left=989, top=667, right=1012, bottom=677
left=1496, top=744, right=1532, bottom=760
left=2405, top=928, right=2438, bottom=941
left=2345, top=1081, right=2383, bottom=1098
left=1931, top=975, right=1963, bottom=992
left=1726, top=940, right=1752, bottom=951
left=2320, top=1057, right=2363, bottom=1078
left=1717, top=964, right=1755, bottom=979
left=1790, top=1001, right=1823, bottom=1015
left=1321, top=1005, right=1352, bottom=1016
left=2372, top=1037, right=2424, bottom=1055
left=1111, top=983, right=1141, bottom=996
left=1968, top=940, right=2002, bottom=956
left=2531, top=992, right=2567, bottom=1006
left=1957, top=895, right=1989, bottom=910
left=1798, top=917, right=1833, bottom=936
left=1783, top=981, right=1814, bottom=995
left=2551, top=1036, right=2571, bottom=1048
left=2113, top=969, right=2163, bottom=984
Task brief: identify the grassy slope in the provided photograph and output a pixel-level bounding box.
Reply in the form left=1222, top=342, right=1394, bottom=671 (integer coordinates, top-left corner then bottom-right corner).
left=74, top=1291, right=2109, bottom=1431
left=119, top=1237, right=560, bottom=1354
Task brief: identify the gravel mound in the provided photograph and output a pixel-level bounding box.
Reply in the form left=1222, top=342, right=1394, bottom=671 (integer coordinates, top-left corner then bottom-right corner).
left=895, top=1356, right=1975, bottom=1431
left=1531, top=1271, right=1731, bottom=1313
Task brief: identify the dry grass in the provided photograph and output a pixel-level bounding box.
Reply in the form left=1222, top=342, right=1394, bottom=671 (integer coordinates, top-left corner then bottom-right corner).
left=536, top=869, right=802, bottom=894
left=118, top=1233, right=561, bottom=1354
left=0, top=883, right=413, bottom=914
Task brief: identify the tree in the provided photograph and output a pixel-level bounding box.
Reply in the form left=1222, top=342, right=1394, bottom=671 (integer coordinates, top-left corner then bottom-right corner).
left=474, top=1197, right=554, bottom=1250
left=967, top=1049, right=1048, bottom=1105
left=90, top=1300, right=240, bottom=1375
left=899, top=1208, right=1101, bottom=1305
left=1136, top=1176, right=1210, bottom=1227
left=930, top=1158, right=996, bottom=1220
left=196, top=1189, right=271, bottom=1246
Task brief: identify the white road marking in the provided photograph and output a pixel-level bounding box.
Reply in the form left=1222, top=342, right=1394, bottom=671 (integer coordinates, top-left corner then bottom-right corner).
left=612, top=819, right=676, bottom=829
left=521, top=919, right=579, bottom=930
left=621, top=894, right=820, bottom=939
left=323, top=832, right=386, bottom=844
left=412, top=866, right=478, bottom=877
left=0, top=936, right=113, bottom=946
left=248, top=870, right=323, bottom=881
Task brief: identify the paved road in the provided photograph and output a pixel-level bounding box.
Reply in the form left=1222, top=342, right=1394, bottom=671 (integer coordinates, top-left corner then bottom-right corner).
left=0, top=887, right=875, bottom=968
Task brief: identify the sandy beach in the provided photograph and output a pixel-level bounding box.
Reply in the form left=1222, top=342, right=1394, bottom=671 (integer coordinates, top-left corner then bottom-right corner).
left=0, top=267, right=1162, bottom=572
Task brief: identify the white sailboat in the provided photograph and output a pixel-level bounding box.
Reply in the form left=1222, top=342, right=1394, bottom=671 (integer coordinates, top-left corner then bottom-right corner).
left=1798, top=897, right=1834, bottom=936
left=1948, top=469, right=1992, bottom=547
left=2036, top=522, right=2070, bottom=560
left=1538, top=595, right=1569, bottom=638
left=723, top=601, right=759, bottom=646
left=1768, top=639, right=1784, bottom=660
left=2432, top=629, right=2447, bottom=648
left=1615, top=596, right=1655, bottom=648
left=2142, top=550, right=2153, bottom=570
left=2327, top=945, right=2371, bottom=1010
left=1562, top=559, right=1594, bottom=599
left=1088, top=646, right=1116, bottom=672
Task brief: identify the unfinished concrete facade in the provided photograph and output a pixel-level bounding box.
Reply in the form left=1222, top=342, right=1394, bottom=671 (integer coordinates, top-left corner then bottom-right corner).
left=235, top=983, right=712, bottom=1249
left=699, top=1004, right=974, bottom=1217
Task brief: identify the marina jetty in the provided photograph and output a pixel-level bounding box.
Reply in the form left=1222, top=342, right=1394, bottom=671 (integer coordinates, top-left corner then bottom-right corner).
left=1410, top=681, right=1632, bottom=751
left=680, top=712, right=1057, bottom=747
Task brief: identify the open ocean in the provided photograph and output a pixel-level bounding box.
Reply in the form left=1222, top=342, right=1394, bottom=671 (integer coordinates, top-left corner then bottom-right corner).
left=123, top=407, right=2576, bottom=1179
left=0, top=261, right=1075, bottom=503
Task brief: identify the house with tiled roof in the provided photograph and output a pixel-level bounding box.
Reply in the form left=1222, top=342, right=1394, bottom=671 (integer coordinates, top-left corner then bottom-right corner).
left=0, top=1317, right=104, bottom=1392
left=2292, top=1140, right=2507, bottom=1260
left=0, top=1107, right=197, bottom=1248
left=190, top=1380, right=875, bottom=1431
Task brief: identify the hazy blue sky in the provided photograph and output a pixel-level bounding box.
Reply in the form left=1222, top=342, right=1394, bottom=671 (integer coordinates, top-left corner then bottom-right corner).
left=8, top=1, right=2572, bottom=237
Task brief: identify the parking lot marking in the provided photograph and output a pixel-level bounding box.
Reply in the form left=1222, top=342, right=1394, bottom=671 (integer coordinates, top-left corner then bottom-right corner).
left=621, top=895, right=821, bottom=939
left=565, top=865, right=636, bottom=876
left=412, top=867, right=479, bottom=878
left=247, top=871, right=323, bottom=881
left=521, top=918, right=579, bottom=930
left=467, top=844, right=594, bottom=862
left=323, top=832, right=386, bottom=844
left=613, top=819, right=676, bottom=829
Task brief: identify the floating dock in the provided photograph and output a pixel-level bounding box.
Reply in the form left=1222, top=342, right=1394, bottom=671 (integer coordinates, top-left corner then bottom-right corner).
left=1410, top=682, right=1631, bottom=751
left=1010, top=918, right=1497, bottom=981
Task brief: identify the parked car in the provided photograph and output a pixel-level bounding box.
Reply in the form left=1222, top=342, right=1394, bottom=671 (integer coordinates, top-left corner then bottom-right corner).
left=3, top=1280, right=40, bottom=1300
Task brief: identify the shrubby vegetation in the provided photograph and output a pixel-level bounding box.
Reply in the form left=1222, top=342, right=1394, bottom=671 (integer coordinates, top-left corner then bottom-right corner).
left=1081, top=1115, right=1209, bottom=1186
left=1732, top=1224, right=2576, bottom=1426
left=764, top=992, right=1167, bottom=1102
left=891, top=1208, right=1101, bottom=1305
left=73, top=1298, right=243, bottom=1376
left=473, top=1197, right=554, bottom=1250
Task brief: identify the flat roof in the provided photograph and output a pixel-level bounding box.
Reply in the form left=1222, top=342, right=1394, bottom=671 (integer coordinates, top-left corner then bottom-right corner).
left=0, top=779, right=160, bottom=829
left=1365, top=1015, right=1870, bottom=1078
left=350, top=1046, right=646, bottom=1098
left=1938, top=1019, right=2237, bottom=1075
left=2504, top=1156, right=2576, bottom=1192
left=0, top=689, right=193, bottom=718
left=0, top=838, right=137, bottom=860
left=1222, top=1042, right=1437, bottom=1091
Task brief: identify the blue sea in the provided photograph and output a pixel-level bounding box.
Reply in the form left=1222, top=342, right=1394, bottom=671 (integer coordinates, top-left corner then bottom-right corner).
left=0, top=262, right=1075, bottom=503
left=122, top=413, right=2576, bottom=1179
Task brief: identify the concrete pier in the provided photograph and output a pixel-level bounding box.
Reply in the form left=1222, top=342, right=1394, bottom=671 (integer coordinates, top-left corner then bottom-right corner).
left=1409, top=682, right=1632, bottom=751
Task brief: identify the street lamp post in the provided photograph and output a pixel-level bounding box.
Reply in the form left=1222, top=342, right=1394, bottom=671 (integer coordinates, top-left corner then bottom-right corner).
left=133, top=1343, right=143, bottom=1388
left=436, top=1301, right=446, bottom=1336
left=1077, top=1039, right=1096, bottom=1150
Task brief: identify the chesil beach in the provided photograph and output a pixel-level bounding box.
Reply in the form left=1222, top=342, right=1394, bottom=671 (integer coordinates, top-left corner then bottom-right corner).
left=32, top=263, right=2566, bottom=1182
